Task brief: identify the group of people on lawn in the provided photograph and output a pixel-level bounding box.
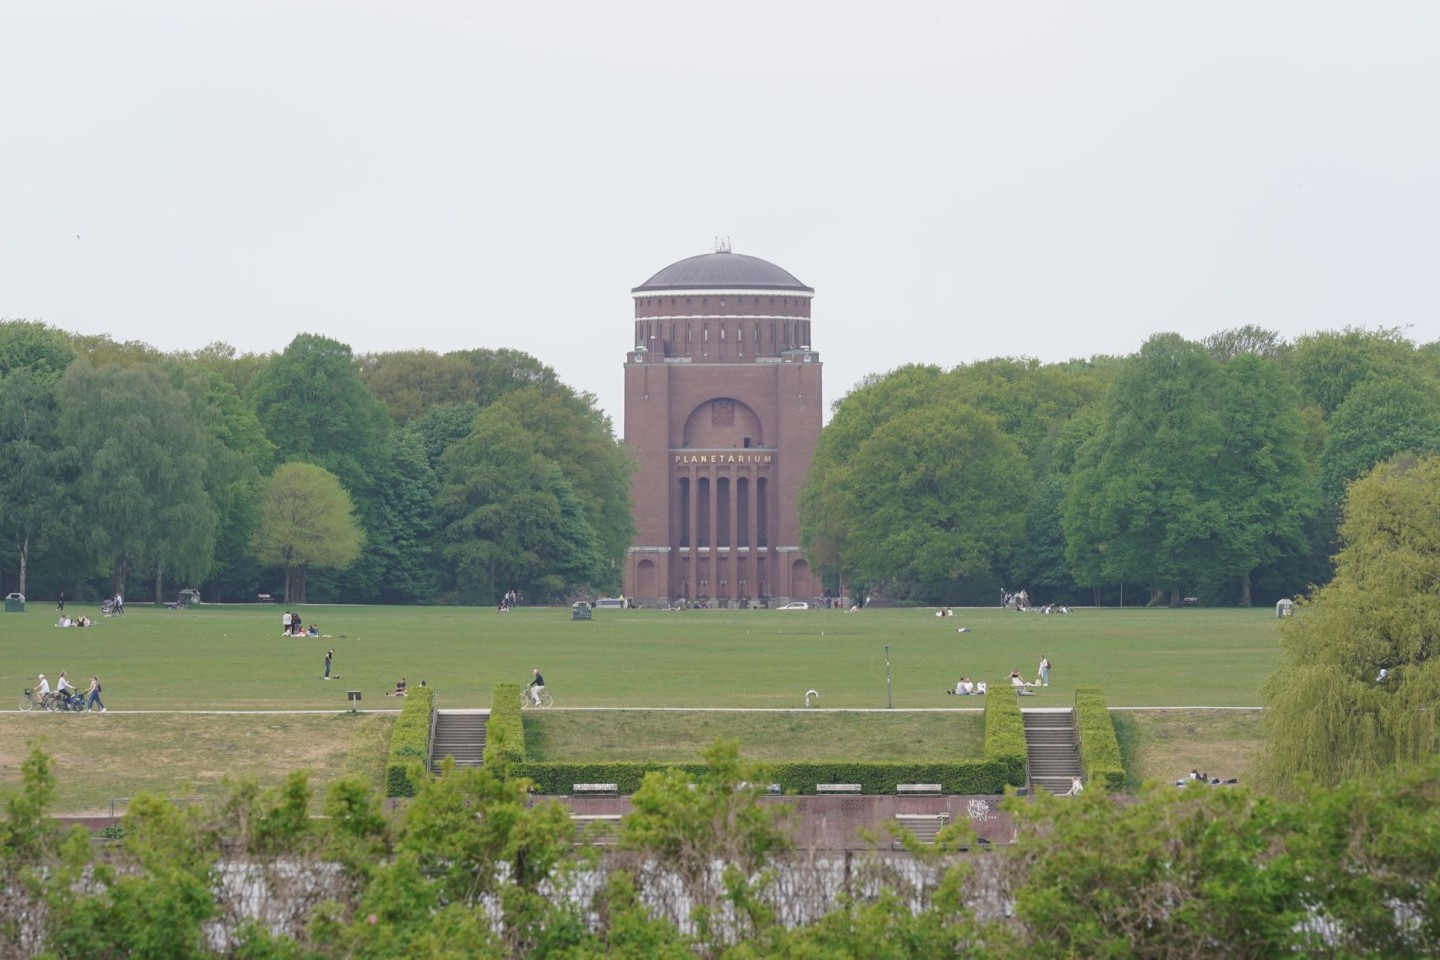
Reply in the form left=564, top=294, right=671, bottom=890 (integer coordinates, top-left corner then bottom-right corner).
left=951, top=657, right=1051, bottom=696
left=281, top=611, right=319, bottom=637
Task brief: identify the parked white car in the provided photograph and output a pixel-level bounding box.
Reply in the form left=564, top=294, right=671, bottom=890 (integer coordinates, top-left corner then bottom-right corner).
left=778, top=601, right=809, bottom=610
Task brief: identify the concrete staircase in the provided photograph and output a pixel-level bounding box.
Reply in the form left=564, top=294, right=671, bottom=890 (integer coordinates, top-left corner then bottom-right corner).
left=430, top=709, right=489, bottom=772
left=1022, top=708, right=1082, bottom=795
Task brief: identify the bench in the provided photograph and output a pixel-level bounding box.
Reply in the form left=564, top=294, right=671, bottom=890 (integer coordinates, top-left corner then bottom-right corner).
left=893, top=813, right=950, bottom=846
left=572, top=783, right=619, bottom=796
left=571, top=813, right=622, bottom=844
left=257, top=594, right=273, bottom=603
left=816, top=783, right=862, bottom=794
left=896, top=783, right=942, bottom=795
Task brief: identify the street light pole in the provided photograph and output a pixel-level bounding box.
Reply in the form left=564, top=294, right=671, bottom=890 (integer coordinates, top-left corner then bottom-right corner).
left=884, top=644, right=892, bottom=709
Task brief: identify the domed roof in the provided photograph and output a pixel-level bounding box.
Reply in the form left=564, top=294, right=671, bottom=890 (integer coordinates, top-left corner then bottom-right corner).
left=633, top=252, right=812, bottom=294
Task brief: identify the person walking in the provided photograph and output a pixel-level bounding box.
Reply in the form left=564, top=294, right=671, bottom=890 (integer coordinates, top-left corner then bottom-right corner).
left=56, top=591, right=65, bottom=612
left=86, top=675, right=106, bottom=712
left=324, top=649, right=334, bottom=679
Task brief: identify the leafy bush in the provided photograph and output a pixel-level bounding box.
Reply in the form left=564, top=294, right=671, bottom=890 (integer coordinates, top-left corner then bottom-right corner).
left=384, top=685, right=434, bottom=797
left=1075, top=685, right=1125, bottom=791
left=485, top=682, right=526, bottom=768
left=983, top=687, right=1028, bottom=786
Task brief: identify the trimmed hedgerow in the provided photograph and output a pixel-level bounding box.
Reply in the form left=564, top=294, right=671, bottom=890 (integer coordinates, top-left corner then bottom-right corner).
left=484, top=682, right=526, bottom=768
left=1075, top=685, right=1125, bottom=791
left=983, top=687, right=1029, bottom=787
left=384, top=685, right=435, bottom=798
left=513, top=759, right=1018, bottom=796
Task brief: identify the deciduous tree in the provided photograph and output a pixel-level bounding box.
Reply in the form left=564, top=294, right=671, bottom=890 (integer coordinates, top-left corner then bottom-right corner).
left=251, top=462, right=364, bottom=603
left=57, top=362, right=218, bottom=597
left=1209, top=353, right=1319, bottom=605
left=1318, top=374, right=1440, bottom=502
left=1063, top=334, right=1224, bottom=604
left=833, top=401, right=1032, bottom=599
left=439, top=416, right=609, bottom=603
left=1285, top=325, right=1418, bottom=418
left=247, top=334, right=392, bottom=493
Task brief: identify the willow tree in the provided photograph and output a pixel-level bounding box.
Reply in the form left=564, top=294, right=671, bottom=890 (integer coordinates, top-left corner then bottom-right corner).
left=58, top=361, right=219, bottom=598
left=252, top=462, right=363, bottom=603
left=1258, top=454, right=1440, bottom=795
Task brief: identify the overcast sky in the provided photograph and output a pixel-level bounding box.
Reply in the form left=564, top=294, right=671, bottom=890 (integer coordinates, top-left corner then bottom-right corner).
left=4, top=2, right=1437, bottom=428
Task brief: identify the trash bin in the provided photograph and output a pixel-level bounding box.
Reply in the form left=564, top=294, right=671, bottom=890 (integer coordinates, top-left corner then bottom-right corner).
left=4, top=592, right=25, bottom=613
left=178, top=588, right=201, bottom=609
left=571, top=601, right=592, bottom=621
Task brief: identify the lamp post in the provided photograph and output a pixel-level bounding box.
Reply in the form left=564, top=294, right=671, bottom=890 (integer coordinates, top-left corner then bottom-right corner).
left=884, top=644, right=892, bottom=709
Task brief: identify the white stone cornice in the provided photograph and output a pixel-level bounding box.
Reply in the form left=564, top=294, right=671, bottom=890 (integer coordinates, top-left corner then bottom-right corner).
left=633, top=289, right=814, bottom=300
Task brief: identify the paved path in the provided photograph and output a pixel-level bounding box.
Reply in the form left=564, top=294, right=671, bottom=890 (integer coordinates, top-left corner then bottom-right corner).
left=13, top=705, right=1264, bottom=714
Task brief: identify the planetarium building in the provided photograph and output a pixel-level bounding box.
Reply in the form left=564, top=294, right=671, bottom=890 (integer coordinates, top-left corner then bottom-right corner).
left=622, top=247, right=823, bottom=607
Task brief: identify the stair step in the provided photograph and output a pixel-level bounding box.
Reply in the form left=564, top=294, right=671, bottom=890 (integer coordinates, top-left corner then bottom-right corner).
left=431, top=710, right=491, bottom=771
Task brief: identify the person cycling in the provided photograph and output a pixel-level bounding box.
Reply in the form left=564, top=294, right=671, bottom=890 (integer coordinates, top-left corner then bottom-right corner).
left=56, top=672, right=77, bottom=708
left=36, top=674, right=52, bottom=707
left=526, top=669, right=546, bottom=705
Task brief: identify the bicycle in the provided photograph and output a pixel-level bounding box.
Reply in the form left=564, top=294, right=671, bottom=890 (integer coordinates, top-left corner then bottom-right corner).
left=520, top=686, right=553, bottom=709
left=19, top=688, right=40, bottom=712
left=52, top=692, right=85, bottom=712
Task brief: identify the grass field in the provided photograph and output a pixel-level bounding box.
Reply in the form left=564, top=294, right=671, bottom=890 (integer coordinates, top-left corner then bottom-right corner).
left=1, top=601, right=1283, bottom=812
left=3, top=602, right=1284, bottom=710
left=524, top=710, right=987, bottom=763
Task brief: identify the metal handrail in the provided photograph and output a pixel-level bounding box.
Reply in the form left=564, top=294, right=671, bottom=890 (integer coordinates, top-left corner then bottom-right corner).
left=426, top=691, right=440, bottom=772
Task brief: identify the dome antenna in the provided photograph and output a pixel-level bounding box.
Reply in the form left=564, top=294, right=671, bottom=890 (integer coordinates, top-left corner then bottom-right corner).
left=714, top=236, right=732, bottom=254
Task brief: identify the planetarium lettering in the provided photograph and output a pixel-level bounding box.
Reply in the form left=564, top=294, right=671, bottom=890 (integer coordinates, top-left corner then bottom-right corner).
left=674, top=454, right=774, bottom=465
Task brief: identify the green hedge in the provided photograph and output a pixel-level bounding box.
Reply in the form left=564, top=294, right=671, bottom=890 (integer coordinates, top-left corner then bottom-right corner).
left=484, top=682, right=526, bottom=768
left=983, top=688, right=1029, bottom=787
left=1075, top=685, right=1125, bottom=792
left=384, top=685, right=435, bottom=798
left=514, top=759, right=1019, bottom=796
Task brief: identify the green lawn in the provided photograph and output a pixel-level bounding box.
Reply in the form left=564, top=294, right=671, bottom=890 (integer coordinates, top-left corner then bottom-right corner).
left=4, top=602, right=1284, bottom=711
left=524, top=710, right=986, bottom=763
left=2, top=602, right=1283, bottom=812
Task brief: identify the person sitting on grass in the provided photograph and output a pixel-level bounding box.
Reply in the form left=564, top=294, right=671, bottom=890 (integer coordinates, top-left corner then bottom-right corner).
left=386, top=678, right=407, bottom=697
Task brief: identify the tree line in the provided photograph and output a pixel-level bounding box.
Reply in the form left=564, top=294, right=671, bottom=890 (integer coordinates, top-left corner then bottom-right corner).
left=0, top=322, right=632, bottom=605
left=801, top=325, right=1440, bottom=606
left=6, top=319, right=1436, bottom=609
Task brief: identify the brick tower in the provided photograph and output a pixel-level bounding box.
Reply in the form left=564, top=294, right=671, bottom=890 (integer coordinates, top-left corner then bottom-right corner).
left=622, top=245, right=822, bottom=608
